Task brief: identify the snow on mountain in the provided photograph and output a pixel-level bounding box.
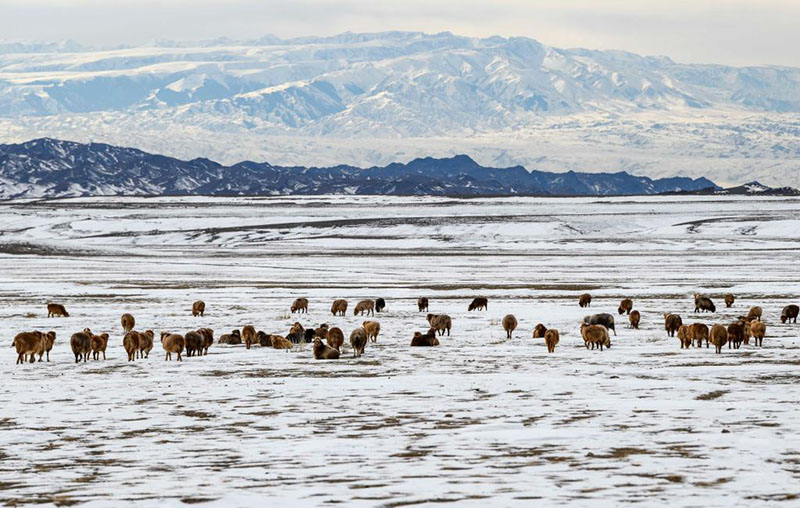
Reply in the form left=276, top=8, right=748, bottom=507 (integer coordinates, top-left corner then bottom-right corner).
left=0, top=31, right=798, bottom=186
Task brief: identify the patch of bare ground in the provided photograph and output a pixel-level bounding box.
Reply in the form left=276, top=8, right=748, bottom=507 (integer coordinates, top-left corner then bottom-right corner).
left=696, top=390, right=728, bottom=400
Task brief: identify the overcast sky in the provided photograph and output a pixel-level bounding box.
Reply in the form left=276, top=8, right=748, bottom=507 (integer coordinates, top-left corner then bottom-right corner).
left=2, top=0, right=798, bottom=67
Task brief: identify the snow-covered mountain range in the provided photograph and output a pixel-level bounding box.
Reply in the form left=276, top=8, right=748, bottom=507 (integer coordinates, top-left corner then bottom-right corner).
left=0, top=32, right=798, bottom=186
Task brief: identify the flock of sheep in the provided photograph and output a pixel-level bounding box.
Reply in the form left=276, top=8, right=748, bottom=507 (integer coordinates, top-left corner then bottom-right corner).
left=10, top=293, right=800, bottom=364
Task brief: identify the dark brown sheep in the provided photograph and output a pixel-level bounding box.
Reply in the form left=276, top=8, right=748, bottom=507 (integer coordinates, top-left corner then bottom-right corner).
left=417, top=297, right=429, bottom=312
left=410, top=328, right=440, bottom=347
left=197, top=328, right=213, bottom=354
left=192, top=300, right=205, bottom=317
left=532, top=323, right=547, bottom=339
left=727, top=321, right=745, bottom=349
left=327, top=327, right=345, bottom=352
left=218, top=329, right=241, bottom=345
left=578, top=293, right=591, bottom=308
left=544, top=329, right=559, bottom=353
left=746, top=306, right=763, bottom=322
left=781, top=304, right=799, bottom=324
left=349, top=327, right=367, bottom=358
left=47, top=303, right=69, bottom=317
left=331, top=299, right=348, bottom=316
left=468, top=297, right=488, bottom=311
left=618, top=298, right=633, bottom=315
left=664, top=313, right=682, bottom=337
left=184, top=330, right=203, bottom=357
left=242, top=325, right=256, bottom=349
left=629, top=310, right=641, bottom=329
left=502, top=314, right=518, bottom=339
left=313, top=337, right=340, bottom=360
left=70, top=332, right=91, bottom=363
left=724, top=293, right=735, bottom=308
left=689, top=323, right=709, bottom=348
left=291, top=298, right=309, bottom=314
left=694, top=295, right=716, bottom=313
left=375, top=298, right=386, bottom=312
left=709, top=324, right=727, bottom=354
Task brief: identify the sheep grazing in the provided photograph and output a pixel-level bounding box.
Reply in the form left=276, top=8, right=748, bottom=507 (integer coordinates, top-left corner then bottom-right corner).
left=331, top=299, right=348, bottom=316
left=270, top=335, right=293, bottom=351
left=727, top=321, right=745, bottom=349
left=313, top=337, right=340, bottom=360
left=580, top=324, right=610, bottom=351
left=410, top=328, right=440, bottom=347
left=781, top=304, right=799, bottom=324
left=70, top=332, right=91, bottom=363
left=327, top=327, right=345, bottom=352
left=12, top=331, right=43, bottom=364
left=123, top=331, right=140, bottom=361
left=628, top=310, right=641, bottom=329
left=161, top=332, right=185, bottom=361
left=353, top=299, right=375, bottom=316
left=349, top=327, right=368, bottom=358
left=709, top=324, right=728, bottom=354
left=618, top=298, right=633, bottom=315
left=184, top=331, right=203, bottom=357
left=363, top=321, right=381, bottom=342
left=468, top=297, right=488, bottom=311
left=578, top=293, right=592, bottom=308
left=375, top=298, right=386, bottom=313
left=89, top=332, right=110, bottom=361
left=291, top=298, right=309, bottom=314
left=694, top=295, right=716, bottom=313
left=427, top=313, right=452, bottom=336
left=138, top=330, right=155, bottom=358
left=724, top=293, right=735, bottom=308
left=544, top=329, right=559, bottom=353
left=121, top=313, right=135, bottom=333
left=583, top=314, right=616, bottom=336
left=218, top=329, right=241, bottom=345
left=532, top=323, right=547, bottom=339
left=242, top=325, right=256, bottom=349
left=417, top=297, right=429, bottom=312
left=689, top=323, right=709, bottom=348
left=677, top=325, right=692, bottom=349
left=664, top=313, right=683, bottom=337
left=502, top=314, right=518, bottom=339
left=47, top=303, right=69, bottom=318
left=746, top=306, right=763, bottom=322
left=751, top=321, right=767, bottom=347
left=197, top=328, right=213, bottom=354
left=192, top=300, right=205, bottom=317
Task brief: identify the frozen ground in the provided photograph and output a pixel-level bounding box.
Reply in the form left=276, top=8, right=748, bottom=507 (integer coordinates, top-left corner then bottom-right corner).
left=0, top=195, right=799, bottom=507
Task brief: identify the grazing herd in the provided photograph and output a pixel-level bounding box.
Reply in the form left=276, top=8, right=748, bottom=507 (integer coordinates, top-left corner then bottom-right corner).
left=11, top=292, right=798, bottom=365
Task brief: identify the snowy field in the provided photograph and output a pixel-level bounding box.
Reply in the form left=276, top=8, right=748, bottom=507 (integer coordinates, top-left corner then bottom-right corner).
left=1, top=195, right=799, bottom=507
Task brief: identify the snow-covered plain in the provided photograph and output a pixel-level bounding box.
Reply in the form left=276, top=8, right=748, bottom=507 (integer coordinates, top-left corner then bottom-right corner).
left=1, top=195, right=799, bottom=506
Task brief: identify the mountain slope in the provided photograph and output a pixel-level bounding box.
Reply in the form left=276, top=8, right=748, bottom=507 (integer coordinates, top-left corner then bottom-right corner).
left=0, top=138, right=720, bottom=199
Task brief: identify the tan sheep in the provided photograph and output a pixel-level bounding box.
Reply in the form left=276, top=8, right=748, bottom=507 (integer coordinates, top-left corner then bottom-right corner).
left=192, top=300, right=205, bottom=317
left=363, top=320, right=381, bottom=342
left=417, top=297, right=429, bottom=312
left=751, top=321, right=767, bottom=347
left=350, top=327, right=368, bottom=358
left=47, top=303, right=69, bottom=317
left=532, top=323, right=547, bottom=338
left=742, top=320, right=752, bottom=345
left=629, top=310, right=641, bottom=329
left=123, top=331, right=140, bottom=361
left=121, top=313, right=135, bottom=333
left=327, top=327, right=345, bottom=352
left=70, top=331, right=91, bottom=363
left=689, top=323, right=709, bottom=348
left=618, top=298, right=633, bottom=315
left=353, top=299, right=375, bottom=316
left=138, top=330, right=155, bottom=358
left=746, top=306, right=763, bottom=322
left=291, top=298, right=309, bottom=314
left=580, top=323, right=610, bottom=351
left=426, top=313, right=452, bottom=336
left=709, top=324, right=727, bottom=354
left=578, top=293, right=592, bottom=308
left=331, top=299, right=348, bottom=316
left=161, top=332, right=185, bottom=361
left=242, top=325, right=256, bottom=349
left=313, top=337, right=340, bottom=359
left=724, top=293, right=735, bottom=308
left=677, top=325, right=692, bottom=349
left=12, top=331, right=43, bottom=364
left=502, top=314, right=518, bottom=339
left=270, top=335, right=293, bottom=351
left=544, top=329, right=559, bottom=353
left=90, top=332, right=110, bottom=361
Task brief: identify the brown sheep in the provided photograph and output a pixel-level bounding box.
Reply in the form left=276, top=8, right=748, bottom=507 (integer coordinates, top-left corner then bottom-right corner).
left=677, top=325, right=692, bottom=349
left=70, top=332, right=91, bottom=363
left=781, top=304, right=799, bottom=324
left=218, top=329, right=242, bottom=345
left=709, top=324, right=727, bottom=354
left=242, top=325, right=256, bottom=349
left=628, top=310, right=641, bottom=329
left=410, top=328, right=440, bottom=347
left=363, top=320, right=381, bottom=342
left=192, top=300, right=205, bottom=317
left=578, top=293, right=591, bottom=308
left=161, top=332, right=185, bottom=361
left=426, top=313, right=452, bottom=336
left=689, top=323, right=709, bottom=348
left=12, top=332, right=43, bottom=364
left=291, top=298, right=309, bottom=314
left=39, top=331, right=56, bottom=362
left=532, top=323, right=547, bottom=339
left=724, top=293, right=735, bottom=308
left=375, top=298, right=386, bottom=313
left=468, top=297, right=488, bottom=311
left=664, top=313, right=682, bottom=337
left=502, top=314, right=518, bottom=339
left=544, top=329, right=559, bottom=353
left=618, top=298, right=633, bottom=315
left=90, top=332, right=110, bottom=361
left=742, top=320, right=752, bottom=345
left=47, top=303, right=69, bottom=318
left=353, top=299, right=375, bottom=316
left=197, top=328, right=213, bottom=354
left=331, top=299, right=348, bottom=316
left=123, top=331, right=140, bottom=361
left=289, top=322, right=304, bottom=336
left=257, top=331, right=270, bottom=347
left=417, top=297, right=429, bottom=312
left=751, top=321, right=767, bottom=347
left=327, top=327, right=345, bottom=352
left=121, top=313, right=135, bottom=333
left=313, top=337, right=340, bottom=360
left=270, top=335, right=293, bottom=351
left=727, top=321, right=745, bottom=349
left=349, top=327, right=368, bottom=358
left=184, top=330, right=203, bottom=357
left=746, top=306, right=763, bottom=322
left=138, top=330, right=155, bottom=358
left=314, top=324, right=329, bottom=339
left=580, top=324, right=610, bottom=351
